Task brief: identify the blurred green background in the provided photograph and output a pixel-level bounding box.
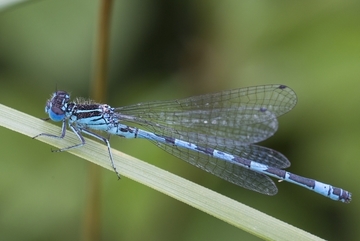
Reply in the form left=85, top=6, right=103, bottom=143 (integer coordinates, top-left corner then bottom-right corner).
left=0, top=1, right=359, bottom=240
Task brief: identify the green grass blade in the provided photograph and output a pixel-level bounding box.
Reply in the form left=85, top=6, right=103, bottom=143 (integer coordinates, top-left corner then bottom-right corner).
left=0, top=103, right=324, bottom=241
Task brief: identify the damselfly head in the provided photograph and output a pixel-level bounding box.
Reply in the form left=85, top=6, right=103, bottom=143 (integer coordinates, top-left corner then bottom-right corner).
left=45, top=91, right=70, bottom=122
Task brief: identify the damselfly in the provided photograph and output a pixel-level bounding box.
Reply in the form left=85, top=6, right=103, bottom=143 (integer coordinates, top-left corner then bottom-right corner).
left=33, top=84, right=351, bottom=203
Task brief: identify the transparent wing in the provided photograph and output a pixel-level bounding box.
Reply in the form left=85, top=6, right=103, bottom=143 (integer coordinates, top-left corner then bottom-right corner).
left=115, top=84, right=297, bottom=146
left=153, top=141, right=280, bottom=195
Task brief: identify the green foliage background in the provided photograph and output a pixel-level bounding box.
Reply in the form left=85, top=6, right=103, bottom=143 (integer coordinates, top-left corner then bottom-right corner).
left=0, top=1, right=359, bottom=240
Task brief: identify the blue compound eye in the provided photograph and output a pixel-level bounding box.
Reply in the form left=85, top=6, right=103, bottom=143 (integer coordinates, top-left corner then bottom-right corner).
left=48, top=106, right=65, bottom=121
